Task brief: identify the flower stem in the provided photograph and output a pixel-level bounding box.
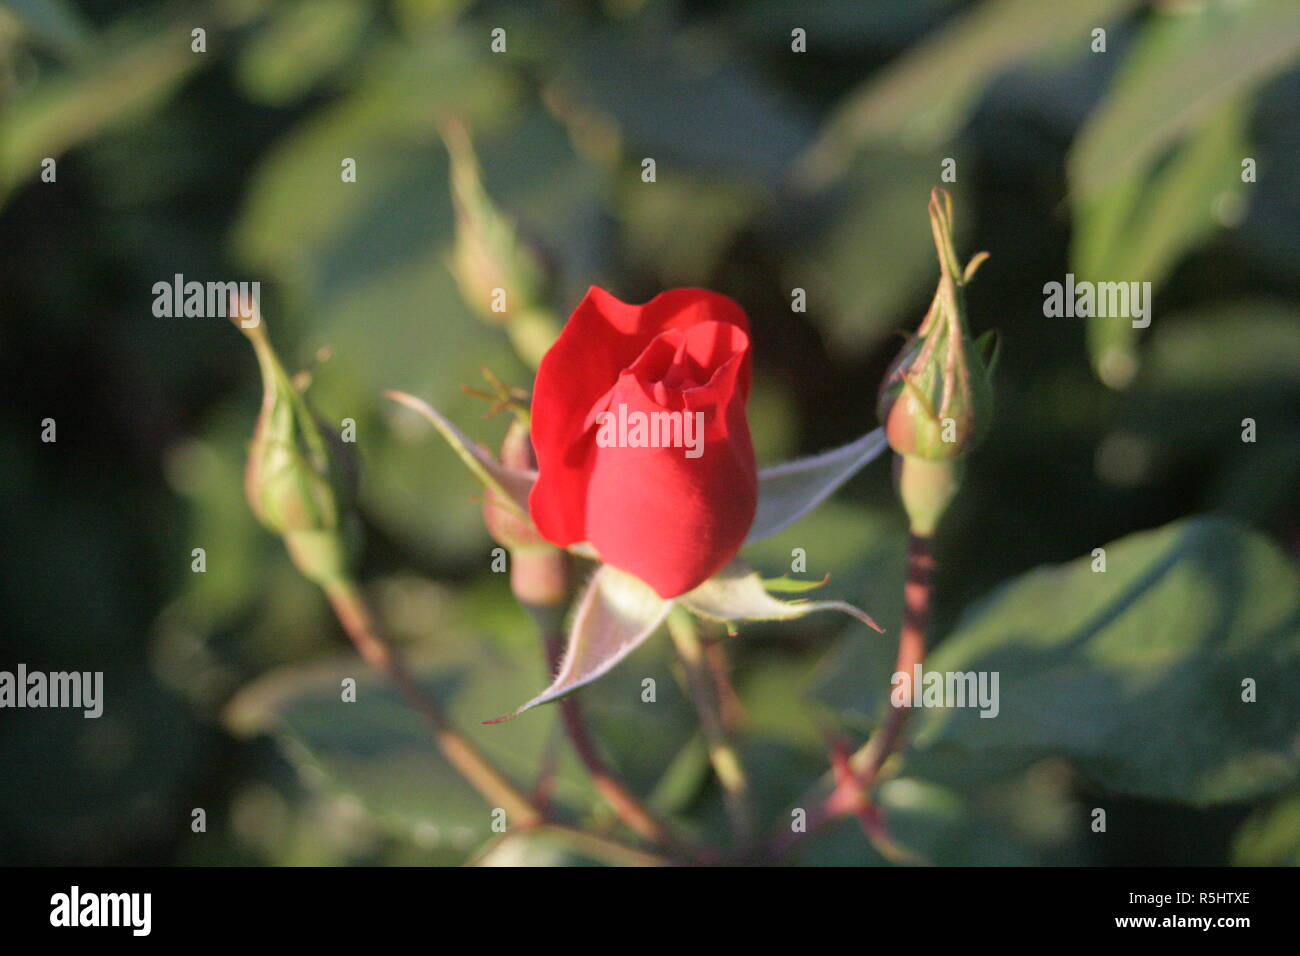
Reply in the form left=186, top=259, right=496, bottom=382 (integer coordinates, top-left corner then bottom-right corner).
left=322, top=578, right=543, bottom=826
left=539, top=627, right=685, bottom=850
left=706, top=639, right=747, bottom=735
left=514, top=538, right=688, bottom=853
left=667, top=607, right=753, bottom=844
left=848, top=532, right=933, bottom=782
left=768, top=532, right=935, bottom=860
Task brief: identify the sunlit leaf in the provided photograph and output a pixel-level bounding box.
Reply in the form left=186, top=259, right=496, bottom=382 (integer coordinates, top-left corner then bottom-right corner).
left=1069, top=0, right=1300, bottom=201
left=903, top=517, right=1300, bottom=805
left=761, top=574, right=830, bottom=594
left=1232, top=795, right=1300, bottom=866
left=1073, top=98, right=1250, bottom=388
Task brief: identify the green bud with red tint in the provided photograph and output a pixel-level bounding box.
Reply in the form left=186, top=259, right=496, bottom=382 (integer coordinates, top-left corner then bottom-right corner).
left=878, top=189, right=995, bottom=536
left=878, top=188, right=994, bottom=462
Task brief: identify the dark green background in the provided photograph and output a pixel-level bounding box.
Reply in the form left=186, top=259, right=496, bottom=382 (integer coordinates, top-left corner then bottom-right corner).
left=2, top=0, right=1297, bottom=865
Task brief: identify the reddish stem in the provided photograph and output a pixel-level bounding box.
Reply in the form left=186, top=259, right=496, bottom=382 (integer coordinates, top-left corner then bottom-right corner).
left=849, top=532, right=933, bottom=783
left=705, top=637, right=747, bottom=735
left=541, top=632, right=686, bottom=851
left=770, top=533, right=935, bottom=859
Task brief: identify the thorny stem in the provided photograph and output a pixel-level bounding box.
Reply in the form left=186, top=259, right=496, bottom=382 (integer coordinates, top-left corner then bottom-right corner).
left=539, top=628, right=686, bottom=851
left=667, top=608, right=753, bottom=844
left=320, top=577, right=668, bottom=867
left=769, top=533, right=935, bottom=861
left=848, top=533, right=933, bottom=783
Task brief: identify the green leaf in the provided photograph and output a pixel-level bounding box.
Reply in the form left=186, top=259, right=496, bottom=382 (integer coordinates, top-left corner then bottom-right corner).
left=235, top=0, right=371, bottom=105
left=904, top=517, right=1300, bottom=805
left=679, top=559, right=883, bottom=633
left=3, top=0, right=90, bottom=58
left=617, top=174, right=760, bottom=286
left=874, top=777, right=1043, bottom=866
left=0, top=21, right=201, bottom=199
left=1232, top=794, right=1300, bottom=866
left=1110, top=300, right=1300, bottom=450
left=1112, top=301, right=1300, bottom=524
left=231, top=33, right=517, bottom=277
left=1069, top=1, right=1277, bottom=389
left=568, top=26, right=814, bottom=185
left=799, top=0, right=1136, bottom=186
left=1069, top=0, right=1300, bottom=201
left=807, top=619, right=905, bottom=735
left=1138, top=300, right=1300, bottom=392
left=496, top=566, right=671, bottom=719
left=1075, top=98, right=1250, bottom=388
left=747, top=427, right=888, bottom=543
left=224, top=646, right=584, bottom=846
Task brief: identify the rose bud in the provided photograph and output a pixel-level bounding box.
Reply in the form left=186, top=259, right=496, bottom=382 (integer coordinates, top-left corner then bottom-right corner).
left=442, top=120, right=557, bottom=368
left=878, top=188, right=993, bottom=461
left=528, top=287, right=757, bottom=599
left=483, top=418, right=571, bottom=609
left=481, top=417, right=547, bottom=550
left=235, top=304, right=356, bottom=586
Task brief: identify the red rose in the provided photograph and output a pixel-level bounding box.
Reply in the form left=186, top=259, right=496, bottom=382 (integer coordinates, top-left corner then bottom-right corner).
left=528, top=287, right=757, bottom=598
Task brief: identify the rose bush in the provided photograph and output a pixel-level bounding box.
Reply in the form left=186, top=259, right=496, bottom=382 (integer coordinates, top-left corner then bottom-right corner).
left=528, top=287, right=758, bottom=598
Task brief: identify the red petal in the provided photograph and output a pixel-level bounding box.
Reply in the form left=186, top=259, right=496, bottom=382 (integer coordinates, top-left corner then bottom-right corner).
left=582, top=348, right=756, bottom=597
left=529, top=287, right=751, bottom=549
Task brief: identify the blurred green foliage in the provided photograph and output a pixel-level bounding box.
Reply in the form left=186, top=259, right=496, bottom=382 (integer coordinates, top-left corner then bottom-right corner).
left=1, top=0, right=1297, bottom=866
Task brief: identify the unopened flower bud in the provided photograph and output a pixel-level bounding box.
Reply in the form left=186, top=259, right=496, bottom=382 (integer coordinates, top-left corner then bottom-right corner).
left=443, top=120, right=557, bottom=369
left=482, top=418, right=570, bottom=608
left=482, top=418, right=547, bottom=551
left=235, top=302, right=356, bottom=585
left=878, top=188, right=993, bottom=461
